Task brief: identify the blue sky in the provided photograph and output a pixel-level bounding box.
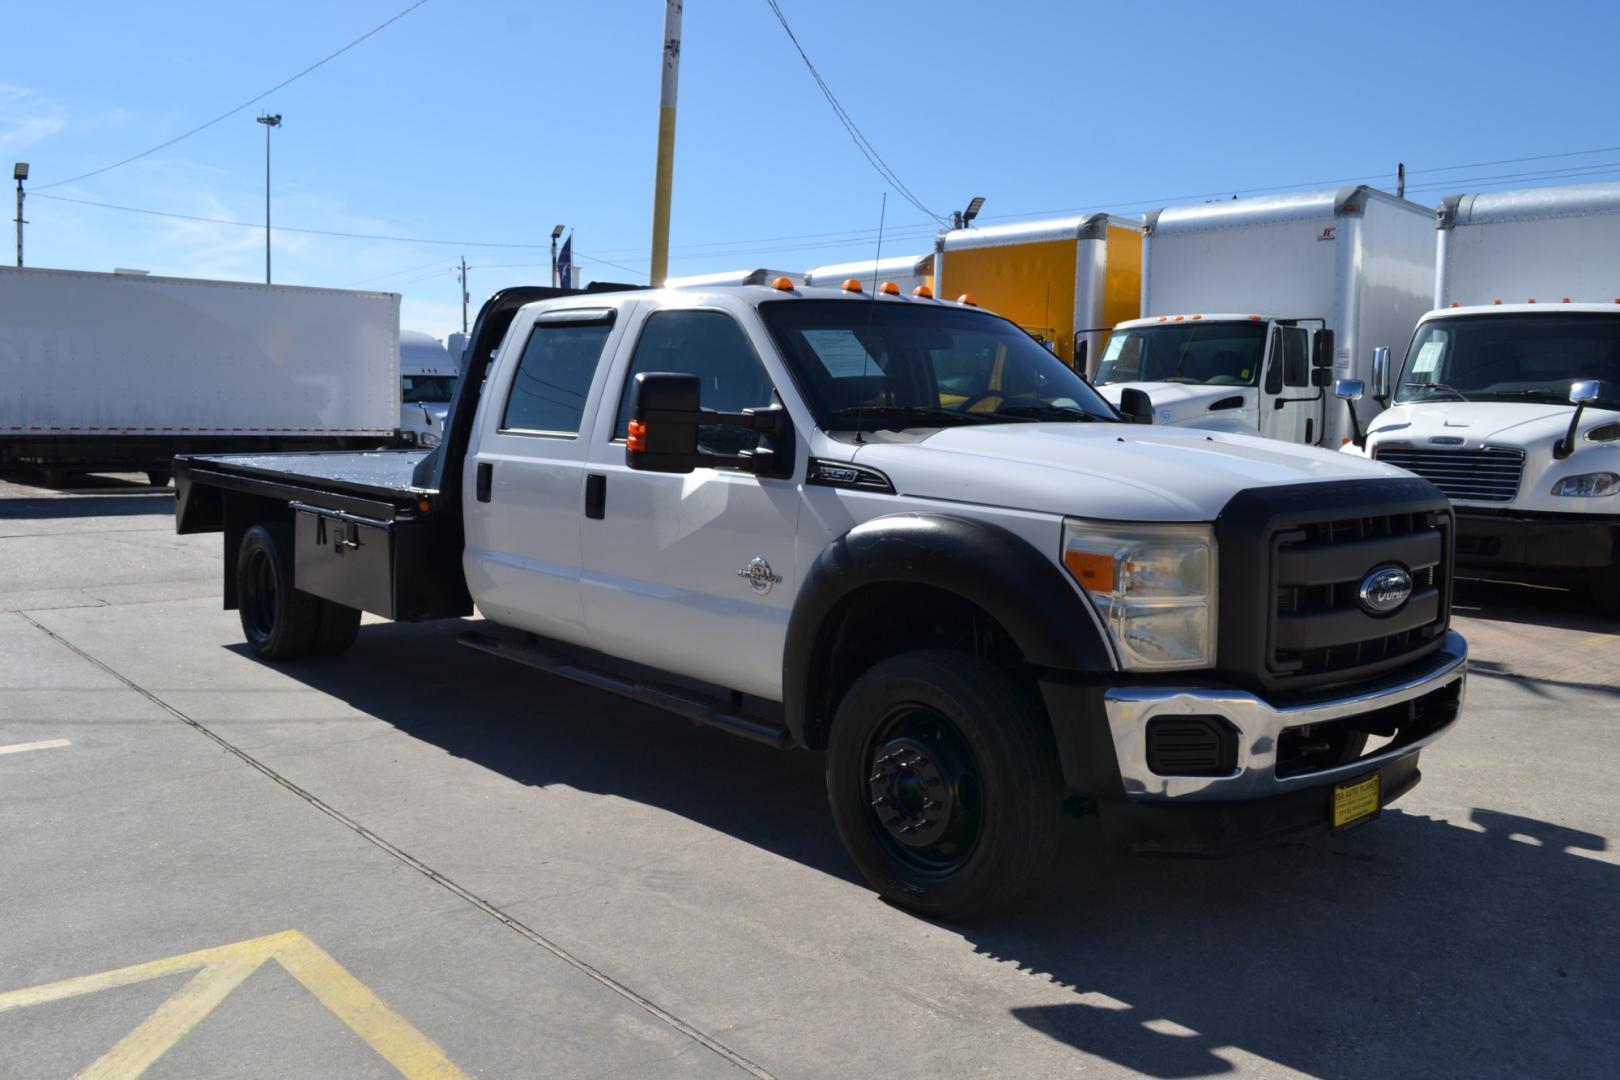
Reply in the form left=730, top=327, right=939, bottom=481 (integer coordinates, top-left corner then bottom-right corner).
left=5, top=0, right=1618, bottom=340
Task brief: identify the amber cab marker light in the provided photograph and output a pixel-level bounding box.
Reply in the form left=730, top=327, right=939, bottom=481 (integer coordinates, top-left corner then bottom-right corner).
left=1562, top=297, right=1572, bottom=303
left=842, top=278, right=864, bottom=293
left=957, top=293, right=978, bottom=307
left=418, top=499, right=431, bottom=514
left=1064, top=549, right=1114, bottom=591
left=627, top=420, right=647, bottom=453
left=771, top=277, right=794, bottom=291
left=879, top=280, right=900, bottom=295
left=912, top=284, right=934, bottom=298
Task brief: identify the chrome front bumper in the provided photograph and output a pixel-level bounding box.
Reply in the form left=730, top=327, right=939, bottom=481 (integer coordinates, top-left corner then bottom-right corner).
left=1103, top=631, right=1467, bottom=801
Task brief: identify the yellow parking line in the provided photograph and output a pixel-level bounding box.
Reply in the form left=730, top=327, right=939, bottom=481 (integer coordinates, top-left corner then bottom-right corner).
left=1575, top=634, right=1617, bottom=648
left=0, top=930, right=471, bottom=1080
left=0, top=738, right=71, bottom=756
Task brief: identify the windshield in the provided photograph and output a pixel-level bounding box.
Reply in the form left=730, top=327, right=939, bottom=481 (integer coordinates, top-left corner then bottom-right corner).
left=760, top=300, right=1119, bottom=430
left=401, top=374, right=457, bottom=404
left=1395, top=314, right=1620, bottom=408
left=1095, top=322, right=1267, bottom=387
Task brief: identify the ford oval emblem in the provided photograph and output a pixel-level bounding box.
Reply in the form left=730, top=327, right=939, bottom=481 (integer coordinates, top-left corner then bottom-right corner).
left=1358, top=566, right=1413, bottom=614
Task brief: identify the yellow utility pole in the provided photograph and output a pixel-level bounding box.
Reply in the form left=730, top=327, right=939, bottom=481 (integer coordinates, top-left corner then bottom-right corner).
left=649, top=0, right=682, bottom=287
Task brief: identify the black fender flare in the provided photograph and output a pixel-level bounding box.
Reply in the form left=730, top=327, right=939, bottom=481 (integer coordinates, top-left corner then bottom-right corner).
left=782, top=513, right=1114, bottom=748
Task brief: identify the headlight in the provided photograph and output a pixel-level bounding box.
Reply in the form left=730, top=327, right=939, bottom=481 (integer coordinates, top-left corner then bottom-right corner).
left=418, top=431, right=442, bottom=448
left=1061, top=520, right=1215, bottom=671
left=1551, top=472, right=1619, bottom=497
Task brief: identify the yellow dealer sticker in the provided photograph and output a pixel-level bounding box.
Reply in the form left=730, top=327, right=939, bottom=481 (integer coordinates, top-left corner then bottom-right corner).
left=1332, top=773, right=1381, bottom=830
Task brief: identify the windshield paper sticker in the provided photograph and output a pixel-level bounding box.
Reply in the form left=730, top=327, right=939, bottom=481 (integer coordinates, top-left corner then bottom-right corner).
left=1102, top=336, right=1125, bottom=362
left=1412, top=341, right=1444, bottom=376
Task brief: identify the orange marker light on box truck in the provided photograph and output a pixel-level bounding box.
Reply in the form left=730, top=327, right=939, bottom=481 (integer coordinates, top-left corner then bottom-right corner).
left=626, top=419, right=647, bottom=453
left=1063, top=549, right=1114, bottom=591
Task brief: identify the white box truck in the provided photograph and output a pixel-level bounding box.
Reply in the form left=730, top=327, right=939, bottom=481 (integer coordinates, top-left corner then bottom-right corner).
left=0, top=266, right=401, bottom=485
left=1345, top=181, right=1620, bottom=610
left=804, top=253, right=934, bottom=295
left=1094, top=186, right=1435, bottom=448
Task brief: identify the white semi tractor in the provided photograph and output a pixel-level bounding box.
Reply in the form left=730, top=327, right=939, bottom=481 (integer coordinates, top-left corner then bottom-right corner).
left=1095, top=187, right=1435, bottom=448
left=398, top=330, right=459, bottom=449
left=1344, top=181, right=1620, bottom=609
left=0, top=266, right=401, bottom=485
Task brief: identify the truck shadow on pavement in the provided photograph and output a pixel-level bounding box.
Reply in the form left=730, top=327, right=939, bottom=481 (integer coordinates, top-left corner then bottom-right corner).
left=0, top=493, right=174, bottom=520
left=254, top=620, right=1617, bottom=1080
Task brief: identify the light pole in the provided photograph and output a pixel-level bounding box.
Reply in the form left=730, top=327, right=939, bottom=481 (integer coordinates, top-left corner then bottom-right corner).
left=648, top=0, right=682, bottom=287
left=12, top=162, right=27, bottom=268
left=256, top=114, right=281, bottom=283
left=550, top=224, right=565, bottom=287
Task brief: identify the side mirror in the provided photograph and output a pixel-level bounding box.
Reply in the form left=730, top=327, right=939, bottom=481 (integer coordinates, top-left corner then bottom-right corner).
left=1335, top=379, right=1367, bottom=449
left=626, top=373, right=702, bottom=473
left=1372, top=346, right=1392, bottom=402
left=1312, top=328, right=1335, bottom=369
left=1311, top=368, right=1334, bottom=388
left=1556, top=380, right=1604, bottom=459
left=1119, top=387, right=1153, bottom=424
left=626, top=371, right=795, bottom=477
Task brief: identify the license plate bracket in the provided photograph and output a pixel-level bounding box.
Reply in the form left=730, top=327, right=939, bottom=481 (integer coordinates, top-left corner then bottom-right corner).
left=1331, top=772, right=1381, bottom=831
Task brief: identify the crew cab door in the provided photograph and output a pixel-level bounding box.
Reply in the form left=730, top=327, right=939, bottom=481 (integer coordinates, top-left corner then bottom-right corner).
left=1259, top=324, right=1322, bottom=444
left=580, top=305, right=802, bottom=700
left=461, top=307, right=624, bottom=646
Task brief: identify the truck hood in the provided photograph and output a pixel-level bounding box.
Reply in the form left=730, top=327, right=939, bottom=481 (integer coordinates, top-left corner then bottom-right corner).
left=400, top=402, right=450, bottom=434
left=848, top=422, right=1405, bottom=521
left=1095, top=382, right=1253, bottom=424
left=1366, top=401, right=1619, bottom=449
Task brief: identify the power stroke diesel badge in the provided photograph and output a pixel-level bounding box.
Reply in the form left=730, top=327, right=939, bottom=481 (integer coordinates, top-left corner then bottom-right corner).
left=737, top=557, right=783, bottom=595
left=1358, top=566, right=1413, bottom=614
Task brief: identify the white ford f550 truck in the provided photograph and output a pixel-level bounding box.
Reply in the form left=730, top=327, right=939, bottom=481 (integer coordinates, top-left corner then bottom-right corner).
left=1343, top=182, right=1620, bottom=610
left=175, top=281, right=1467, bottom=917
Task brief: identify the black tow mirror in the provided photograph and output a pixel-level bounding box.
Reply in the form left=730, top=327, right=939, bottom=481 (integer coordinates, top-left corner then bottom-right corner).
left=1311, top=368, right=1334, bottom=388
left=1118, top=387, right=1153, bottom=424
left=1312, top=328, right=1335, bottom=369
left=626, top=371, right=795, bottom=478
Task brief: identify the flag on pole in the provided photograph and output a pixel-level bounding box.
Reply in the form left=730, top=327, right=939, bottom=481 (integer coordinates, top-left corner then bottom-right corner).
left=556, top=234, right=573, bottom=289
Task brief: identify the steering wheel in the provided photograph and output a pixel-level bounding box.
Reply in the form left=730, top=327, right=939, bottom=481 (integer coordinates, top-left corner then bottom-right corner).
left=957, top=391, right=1045, bottom=413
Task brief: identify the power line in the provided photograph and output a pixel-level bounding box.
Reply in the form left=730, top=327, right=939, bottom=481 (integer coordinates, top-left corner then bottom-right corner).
left=36, top=0, right=431, bottom=191
left=763, top=0, right=944, bottom=225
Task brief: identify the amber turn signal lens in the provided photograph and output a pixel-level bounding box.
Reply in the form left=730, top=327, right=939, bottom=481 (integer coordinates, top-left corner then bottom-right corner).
left=1063, top=549, right=1114, bottom=592
left=627, top=419, right=647, bottom=453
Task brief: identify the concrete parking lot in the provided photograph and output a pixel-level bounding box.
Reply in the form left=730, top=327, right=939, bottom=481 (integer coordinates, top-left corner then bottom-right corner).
left=2, top=471, right=1616, bottom=1080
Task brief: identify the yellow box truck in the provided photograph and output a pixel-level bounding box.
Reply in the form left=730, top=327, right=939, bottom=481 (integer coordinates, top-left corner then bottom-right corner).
left=932, top=213, right=1143, bottom=374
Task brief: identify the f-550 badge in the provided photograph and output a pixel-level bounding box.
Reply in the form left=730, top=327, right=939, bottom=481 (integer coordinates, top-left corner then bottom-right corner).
left=737, top=557, right=783, bottom=595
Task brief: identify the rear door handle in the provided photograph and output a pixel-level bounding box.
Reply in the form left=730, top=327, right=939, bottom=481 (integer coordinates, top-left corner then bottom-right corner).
left=585, top=473, right=606, bottom=519
left=476, top=461, right=493, bottom=502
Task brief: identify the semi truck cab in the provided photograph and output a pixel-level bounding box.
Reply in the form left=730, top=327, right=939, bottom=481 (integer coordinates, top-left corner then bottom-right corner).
left=1347, top=303, right=1620, bottom=610
left=1095, top=315, right=1334, bottom=444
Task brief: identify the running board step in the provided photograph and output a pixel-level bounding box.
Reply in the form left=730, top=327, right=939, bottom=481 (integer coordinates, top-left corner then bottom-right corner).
left=458, top=630, right=792, bottom=749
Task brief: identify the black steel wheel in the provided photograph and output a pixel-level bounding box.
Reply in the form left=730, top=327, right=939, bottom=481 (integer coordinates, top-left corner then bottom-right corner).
left=145, top=468, right=172, bottom=488
left=235, top=523, right=322, bottom=661
left=826, top=650, right=1063, bottom=919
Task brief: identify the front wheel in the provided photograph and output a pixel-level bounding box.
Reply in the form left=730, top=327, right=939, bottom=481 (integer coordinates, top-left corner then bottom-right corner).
left=826, top=650, right=1063, bottom=920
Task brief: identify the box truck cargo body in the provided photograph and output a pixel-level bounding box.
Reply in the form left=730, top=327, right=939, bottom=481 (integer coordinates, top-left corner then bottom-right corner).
left=804, top=253, right=934, bottom=294
left=665, top=268, right=802, bottom=288
left=932, top=214, right=1143, bottom=375
left=0, top=267, right=400, bottom=482
left=1351, top=182, right=1620, bottom=608
left=1095, top=187, right=1434, bottom=448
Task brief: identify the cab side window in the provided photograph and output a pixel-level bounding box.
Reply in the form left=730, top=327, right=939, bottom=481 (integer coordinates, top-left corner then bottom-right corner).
left=502, top=321, right=615, bottom=435
left=1282, top=327, right=1309, bottom=388
left=615, top=310, right=777, bottom=454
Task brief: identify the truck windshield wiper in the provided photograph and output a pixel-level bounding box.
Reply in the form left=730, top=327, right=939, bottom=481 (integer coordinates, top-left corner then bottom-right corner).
left=828, top=405, right=996, bottom=428
left=1404, top=381, right=1469, bottom=402
left=991, top=404, right=1100, bottom=422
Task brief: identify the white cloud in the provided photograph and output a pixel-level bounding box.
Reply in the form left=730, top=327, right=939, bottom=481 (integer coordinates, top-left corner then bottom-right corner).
left=0, top=84, right=67, bottom=154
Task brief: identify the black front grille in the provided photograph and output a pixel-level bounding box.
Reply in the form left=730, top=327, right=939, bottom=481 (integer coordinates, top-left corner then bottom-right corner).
left=1272, top=510, right=1448, bottom=679
left=1215, top=478, right=1454, bottom=695
left=1374, top=447, right=1524, bottom=503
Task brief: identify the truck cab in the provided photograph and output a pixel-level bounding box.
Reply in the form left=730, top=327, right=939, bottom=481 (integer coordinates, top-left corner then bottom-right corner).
left=1350, top=303, right=1620, bottom=610
left=399, top=329, right=459, bottom=449
left=1095, top=314, right=1333, bottom=443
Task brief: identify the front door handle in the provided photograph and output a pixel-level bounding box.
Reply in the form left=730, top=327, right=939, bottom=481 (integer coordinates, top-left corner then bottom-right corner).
left=585, top=473, right=606, bottom=519
left=476, top=461, right=493, bottom=502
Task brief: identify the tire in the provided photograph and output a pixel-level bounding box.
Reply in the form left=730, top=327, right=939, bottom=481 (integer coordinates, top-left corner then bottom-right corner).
left=145, top=468, right=172, bottom=488
left=236, top=523, right=323, bottom=661
left=312, top=600, right=362, bottom=656
left=825, top=649, right=1064, bottom=920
